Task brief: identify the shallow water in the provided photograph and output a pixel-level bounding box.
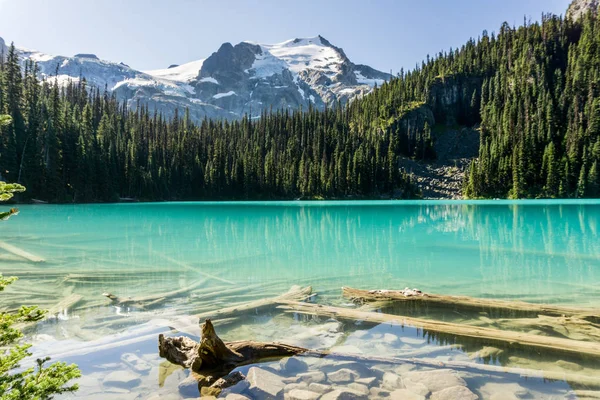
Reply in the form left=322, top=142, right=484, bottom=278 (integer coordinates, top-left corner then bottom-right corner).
left=1, top=201, right=599, bottom=399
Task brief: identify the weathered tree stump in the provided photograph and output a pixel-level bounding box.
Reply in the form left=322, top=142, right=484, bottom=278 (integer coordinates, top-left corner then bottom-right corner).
left=158, top=319, right=309, bottom=387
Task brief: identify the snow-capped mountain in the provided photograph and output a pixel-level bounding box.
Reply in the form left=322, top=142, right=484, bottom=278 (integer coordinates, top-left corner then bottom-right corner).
left=3, top=35, right=390, bottom=121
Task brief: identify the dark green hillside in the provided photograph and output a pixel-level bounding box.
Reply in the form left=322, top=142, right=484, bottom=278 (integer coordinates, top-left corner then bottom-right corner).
left=0, top=8, right=598, bottom=201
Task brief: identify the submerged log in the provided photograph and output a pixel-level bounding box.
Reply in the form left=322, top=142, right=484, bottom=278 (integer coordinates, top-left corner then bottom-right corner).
left=0, top=240, right=45, bottom=263
left=15, top=293, right=83, bottom=331
left=103, top=278, right=208, bottom=307
left=277, top=300, right=600, bottom=358
left=139, top=245, right=237, bottom=285
left=196, top=285, right=314, bottom=320
left=342, top=286, right=598, bottom=319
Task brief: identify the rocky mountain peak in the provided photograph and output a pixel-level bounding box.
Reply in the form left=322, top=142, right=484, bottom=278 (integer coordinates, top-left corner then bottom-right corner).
left=567, top=0, right=599, bottom=20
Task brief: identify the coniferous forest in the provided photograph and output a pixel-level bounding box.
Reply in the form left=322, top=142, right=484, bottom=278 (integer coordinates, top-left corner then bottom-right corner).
left=0, top=11, right=599, bottom=202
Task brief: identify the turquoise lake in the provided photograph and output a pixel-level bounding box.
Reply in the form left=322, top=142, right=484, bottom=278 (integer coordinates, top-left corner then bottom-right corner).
left=1, top=200, right=599, bottom=399
left=3, top=200, right=599, bottom=306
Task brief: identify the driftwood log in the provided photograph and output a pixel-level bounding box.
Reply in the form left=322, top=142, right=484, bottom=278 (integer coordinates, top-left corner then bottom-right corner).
left=277, top=300, right=600, bottom=358
left=342, top=287, right=598, bottom=320
left=0, top=240, right=45, bottom=262
left=195, top=285, right=314, bottom=320
left=159, top=319, right=309, bottom=386
left=103, top=278, right=209, bottom=308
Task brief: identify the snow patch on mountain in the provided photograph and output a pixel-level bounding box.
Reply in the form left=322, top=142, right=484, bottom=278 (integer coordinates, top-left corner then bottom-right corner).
left=260, top=36, right=343, bottom=78
left=113, top=76, right=194, bottom=97
left=247, top=50, right=287, bottom=78
left=199, top=77, right=219, bottom=84
left=144, top=59, right=205, bottom=83
left=213, top=91, right=236, bottom=99
left=355, top=70, right=385, bottom=87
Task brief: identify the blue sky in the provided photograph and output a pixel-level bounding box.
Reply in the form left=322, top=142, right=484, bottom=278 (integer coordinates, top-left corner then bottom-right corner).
left=0, top=0, right=571, bottom=72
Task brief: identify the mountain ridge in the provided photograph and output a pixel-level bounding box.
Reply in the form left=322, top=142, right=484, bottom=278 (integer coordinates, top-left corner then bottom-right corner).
left=1, top=35, right=390, bottom=122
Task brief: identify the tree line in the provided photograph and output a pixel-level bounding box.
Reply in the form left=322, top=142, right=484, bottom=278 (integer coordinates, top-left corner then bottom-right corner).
left=1, top=10, right=599, bottom=201
left=0, top=45, right=422, bottom=202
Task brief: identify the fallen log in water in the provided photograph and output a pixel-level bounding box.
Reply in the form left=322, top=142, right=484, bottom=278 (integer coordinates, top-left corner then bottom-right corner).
left=196, top=285, right=314, bottom=320
left=15, top=293, right=83, bottom=331
left=159, top=319, right=600, bottom=394
left=342, top=286, right=598, bottom=319
left=277, top=301, right=600, bottom=358
left=103, top=278, right=209, bottom=307
left=0, top=240, right=45, bottom=263
left=45, top=293, right=83, bottom=317
left=138, top=245, right=237, bottom=285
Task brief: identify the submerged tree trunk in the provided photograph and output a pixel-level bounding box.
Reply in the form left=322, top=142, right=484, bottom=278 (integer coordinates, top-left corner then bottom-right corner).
left=342, top=286, right=599, bottom=320
left=277, top=300, right=600, bottom=357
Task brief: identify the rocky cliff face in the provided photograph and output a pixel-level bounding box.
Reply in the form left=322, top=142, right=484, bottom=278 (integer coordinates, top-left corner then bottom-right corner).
left=188, top=36, right=390, bottom=117
left=0, top=37, right=7, bottom=58
left=4, top=35, right=390, bottom=121
left=427, top=74, right=482, bottom=126
left=567, top=0, right=599, bottom=20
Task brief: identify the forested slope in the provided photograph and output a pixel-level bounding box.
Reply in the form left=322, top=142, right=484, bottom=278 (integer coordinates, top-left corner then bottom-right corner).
left=0, top=10, right=598, bottom=201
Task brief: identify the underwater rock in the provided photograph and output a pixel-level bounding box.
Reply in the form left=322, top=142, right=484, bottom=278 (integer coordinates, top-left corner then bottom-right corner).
left=285, top=389, right=321, bottom=400
left=121, top=352, right=153, bottom=373
left=370, top=387, right=391, bottom=397
left=178, top=375, right=200, bottom=397
left=382, top=372, right=404, bottom=390
left=327, top=368, right=360, bottom=383
left=297, top=371, right=327, bottom=384
left=280, top=357, right=309, bottom=374
left=355, top=376, right=377, bottom=386
left=347, top=383, right=370, bottom=395
left=102, top=370, right=141, bottom=389
left=478, top=382, right=528, bottom=399
left=402, top=369, right=466, bottom=393
left=225, top=394, right=251, bottom=400
left=247, top=367, right=286, bottom=399
left=219, top=380, right=250, bottom=397
left=392, top=363, right=417, bottom=375
left=430, top=385, right=478, bottom=400
left=308, top=382, right=332, bottom=394
left=389, top=389, right=425, bottom=400
left=402, top=381, right=430, bottom=397
left=320, top=388, right=368, bottom=400
left=285, top=382, right=309, bottom=392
